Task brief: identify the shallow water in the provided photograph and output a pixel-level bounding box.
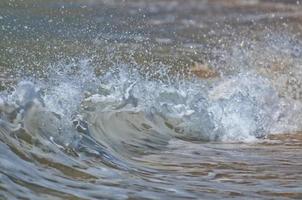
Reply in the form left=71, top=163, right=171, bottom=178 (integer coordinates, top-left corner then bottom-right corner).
left=1, top=0, right=302, bottom=199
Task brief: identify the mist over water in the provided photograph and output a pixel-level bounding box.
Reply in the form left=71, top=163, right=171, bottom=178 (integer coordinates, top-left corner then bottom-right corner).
left=1, top=0, right=302, bottom=199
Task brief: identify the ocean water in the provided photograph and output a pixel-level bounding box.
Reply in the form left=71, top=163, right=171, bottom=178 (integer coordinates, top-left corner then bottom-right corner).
left=0, top=0, right=302, bottom=199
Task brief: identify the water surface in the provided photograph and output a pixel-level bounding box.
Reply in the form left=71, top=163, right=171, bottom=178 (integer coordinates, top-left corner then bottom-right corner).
left=1, top=0, right=302, bottom=199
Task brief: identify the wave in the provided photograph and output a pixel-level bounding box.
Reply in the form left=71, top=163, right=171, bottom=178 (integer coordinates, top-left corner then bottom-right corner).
left=1, top=51, right=302, bottom=199
left=1, top=61, right=301, bottom=157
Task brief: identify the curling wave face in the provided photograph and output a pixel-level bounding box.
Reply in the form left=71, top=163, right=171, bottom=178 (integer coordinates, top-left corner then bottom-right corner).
left=1, top=60, right=302, bottom=199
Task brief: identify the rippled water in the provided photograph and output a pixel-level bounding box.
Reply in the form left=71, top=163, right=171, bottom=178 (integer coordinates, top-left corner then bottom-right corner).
left=1, top=0, right=302, bottom=199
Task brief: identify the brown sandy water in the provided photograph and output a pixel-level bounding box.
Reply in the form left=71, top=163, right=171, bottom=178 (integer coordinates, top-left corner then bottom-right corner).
left=0, top=0, right=302, bottom=199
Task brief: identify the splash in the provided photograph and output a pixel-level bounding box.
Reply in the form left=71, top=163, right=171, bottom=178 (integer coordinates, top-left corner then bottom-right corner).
left=1, top=39, right=302, bottom=200
left=1, top=59, right=301, bottom=153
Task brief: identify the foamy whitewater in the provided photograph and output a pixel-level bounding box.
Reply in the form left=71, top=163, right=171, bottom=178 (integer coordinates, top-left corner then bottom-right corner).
left=1, top=59, right=301, bottom=145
